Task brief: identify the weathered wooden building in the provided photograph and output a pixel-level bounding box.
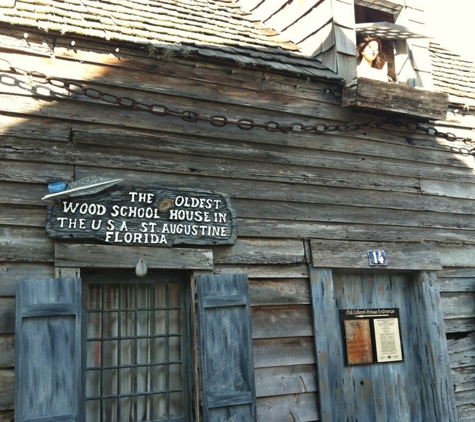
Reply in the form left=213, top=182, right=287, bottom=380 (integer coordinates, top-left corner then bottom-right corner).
left=0, top=0, right=474, bottom=421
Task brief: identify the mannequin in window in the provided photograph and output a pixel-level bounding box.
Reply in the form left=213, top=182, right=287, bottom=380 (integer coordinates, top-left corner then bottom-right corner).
left=356, top=36, right=388, bottom=82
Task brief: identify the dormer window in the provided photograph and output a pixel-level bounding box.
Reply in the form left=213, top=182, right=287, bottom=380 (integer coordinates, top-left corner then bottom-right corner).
left=354, top=0, right=430, bottom=87
left=340, top=0, right=448, bottom=121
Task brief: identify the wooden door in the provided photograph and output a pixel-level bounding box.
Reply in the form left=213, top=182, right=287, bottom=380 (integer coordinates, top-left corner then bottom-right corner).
left=310, top=268, right=457, bottom=422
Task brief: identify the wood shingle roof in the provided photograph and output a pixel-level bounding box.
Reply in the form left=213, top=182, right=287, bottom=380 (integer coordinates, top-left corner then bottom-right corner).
left=430, top=42, right=475, bottom=107
left=0, top=0, right=341, bottom=80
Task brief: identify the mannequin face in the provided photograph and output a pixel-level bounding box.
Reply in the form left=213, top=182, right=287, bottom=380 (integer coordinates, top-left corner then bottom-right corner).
left=362, top=41, right=379, bottom=63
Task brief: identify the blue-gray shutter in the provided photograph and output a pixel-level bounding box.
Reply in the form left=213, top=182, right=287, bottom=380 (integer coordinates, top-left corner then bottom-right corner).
left=196, top=273, right=257, bottom=422
left=15, top=278, right=84, bottom=422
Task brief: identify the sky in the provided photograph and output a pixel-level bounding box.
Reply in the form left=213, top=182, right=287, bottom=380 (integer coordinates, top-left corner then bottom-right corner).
left=426, top=0, right=475, bottom=61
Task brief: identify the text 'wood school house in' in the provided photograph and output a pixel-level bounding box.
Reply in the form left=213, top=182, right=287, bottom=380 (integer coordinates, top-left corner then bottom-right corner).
left=0, top=0, right=474, bottom=421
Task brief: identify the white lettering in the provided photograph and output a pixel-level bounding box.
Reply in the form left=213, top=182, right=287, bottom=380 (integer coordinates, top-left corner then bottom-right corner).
left=57, top=217, right=68, bottom=228
left=62, top=202, right=79, bottom=213
left=91, top=220, right=102, bottom=230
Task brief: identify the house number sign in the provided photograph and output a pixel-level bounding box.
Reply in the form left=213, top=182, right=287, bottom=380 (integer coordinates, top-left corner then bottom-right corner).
left=368, top=249, right=387, bottom=266
left=340, top=308, right=404, bottom=366
left=45, top=183, right=236, bottom=247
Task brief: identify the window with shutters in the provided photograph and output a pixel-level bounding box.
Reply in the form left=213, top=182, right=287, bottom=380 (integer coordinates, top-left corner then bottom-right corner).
left=84, top=271, right=192, bottom=422
left=15, top=272, right=256, bottom=422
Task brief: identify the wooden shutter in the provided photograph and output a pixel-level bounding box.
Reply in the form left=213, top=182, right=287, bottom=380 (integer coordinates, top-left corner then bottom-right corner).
left=196, top=274, right=257, bottom=421
left=15, top=278, right=84, bottom=422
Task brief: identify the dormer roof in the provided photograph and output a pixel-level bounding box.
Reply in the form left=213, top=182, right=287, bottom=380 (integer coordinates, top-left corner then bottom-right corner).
left=430, top=42, right=475, bottom=107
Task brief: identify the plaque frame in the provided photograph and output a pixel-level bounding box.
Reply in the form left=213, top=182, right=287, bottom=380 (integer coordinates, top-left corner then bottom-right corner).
left=340, top=308, right=404, bottom=366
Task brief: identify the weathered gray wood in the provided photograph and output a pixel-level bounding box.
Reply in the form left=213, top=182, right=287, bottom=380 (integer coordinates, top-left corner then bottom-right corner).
left=234, top=200, right=475, bottom=232
left=448, top=333, right=475, bottom=368
left=253, top=337, right=315, bottom=368
left=71, top=121, right=471, bottom=170
left=196, top=273, right=257, bottom=422
left=0, top=263, right=54, bottom=296
left=407, top=271, right=458, bottom=421
left=0, top=336, right=14, bottom=368
left=311, top=268, right=458, bottom=422
left=455, top=389, right=475, bottom=407
left=72, top=131, right=475, bottom=183
left=0, top=182, right=52, bottom=206
left=0, top=114, right=71, bottom=142
left=441, top=293, right=475, bottom=319
left=54, top=243, right=213, bottom=270
left=457, top=403, right=475, bottom=422
left=439, top=277, right=475, bottom=293
left=421, top=179, right=475, bottom=200
left=15, top=278, right=84, bottom=421
left=0, top=299, right=15, bottom=334
left=440, top=246, right=475, bottom=268
left=250, top=279, right=311, bottom=306
left=213, top=238, right=305, bottom=265
left=254, top=364, right=317, bottom=397
left=439, top=267, right=475, bottom=278
left=309, top=267, right=345, bottom=422
left=342, top=77, right=449, bottom=120
left=5, top=154, right=475, bottom=222
left=0, top=160, right=73, bottom=184
left=215, top=264, right=309, bottom=278
left=1, top=50, right=346, bottom=120
left=72, top=162, right=475, bottom=218
left=0, top=370, right=14, bottom=410
left=0, top=205, right=46, bottom=227
left=0, top=28, right=54, bottom=56
left=239, top=219, right=475, bottom=245
left=452, top=367, right=475, bottom=393
left=0, top=227, right=54, bottom=262
left=251, top=305, right=313, bottom=339
left=444, top=318, right=475, bottom=334
left=256, top=392, right=319, bottom=422
left=310, top=240, right=442, bottom=270
left=1, top=98, right=469, bottom=174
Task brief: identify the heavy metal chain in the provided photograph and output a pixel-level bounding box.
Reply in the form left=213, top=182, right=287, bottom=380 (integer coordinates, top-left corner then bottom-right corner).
left=2, top=58, right=474, bottom=155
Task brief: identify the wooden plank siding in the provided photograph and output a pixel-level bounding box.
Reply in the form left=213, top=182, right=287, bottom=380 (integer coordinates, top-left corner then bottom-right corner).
left=0, top=26, right=474, bottom=421
left=439, top=268, right=475, bottom=421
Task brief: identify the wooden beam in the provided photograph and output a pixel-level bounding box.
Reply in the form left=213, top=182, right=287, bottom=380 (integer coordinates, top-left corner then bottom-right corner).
left=310, top=240, right=442, bottom=270
left=54, top=243, right=213, bottom=270
left=342, top=77, right=449, bottom=120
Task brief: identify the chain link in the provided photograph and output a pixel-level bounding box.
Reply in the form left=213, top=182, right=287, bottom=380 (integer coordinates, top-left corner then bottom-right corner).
left=2, top=58, right=474, bottom=154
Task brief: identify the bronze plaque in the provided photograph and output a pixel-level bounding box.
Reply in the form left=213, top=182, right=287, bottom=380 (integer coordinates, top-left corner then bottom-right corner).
left=343, top=319, right=374, bottom=365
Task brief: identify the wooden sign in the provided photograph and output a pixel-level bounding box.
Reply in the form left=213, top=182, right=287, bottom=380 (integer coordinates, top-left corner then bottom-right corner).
left=46, top=185, right=236, bottom=247
left=340, top=308, right=404, bottom=366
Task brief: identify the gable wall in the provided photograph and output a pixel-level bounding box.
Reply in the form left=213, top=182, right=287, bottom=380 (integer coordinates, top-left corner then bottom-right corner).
left=0, top=27, right=474, bottom=421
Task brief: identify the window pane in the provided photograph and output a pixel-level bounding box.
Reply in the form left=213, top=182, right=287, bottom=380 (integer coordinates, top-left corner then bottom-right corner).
left=120, top=339, right=134, bottom=365
left=170, top=363, right=182, bottom=389
left=169, top=336, right=181, bottom=361
left=102, top=368, right=118, bottom=395
left=119, top=368, right=134, bottom=394
left=152, top=393, right=167, bottom=419
left=169, top=310, right=181, bottom=334
left=103, top=312, right=119, bottom=337
left=168, top=283, right=180, bottom=307
left=152, top=337, right=167, bottom=364
left=86, top=370, right=101, bottom=396
left=85, top=278, right=187, bottom=422
left=102, top=340, right=118, bottom=366
left=152, top=365, right=167, bottom=391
